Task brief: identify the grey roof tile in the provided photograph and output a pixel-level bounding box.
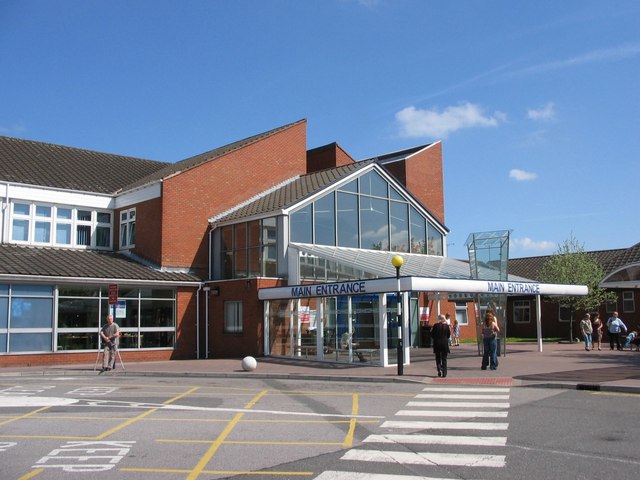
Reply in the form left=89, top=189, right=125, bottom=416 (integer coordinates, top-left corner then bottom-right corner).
left=0, top=136, right=168, bottom=194
left=0, top=244, right=201, bottom=283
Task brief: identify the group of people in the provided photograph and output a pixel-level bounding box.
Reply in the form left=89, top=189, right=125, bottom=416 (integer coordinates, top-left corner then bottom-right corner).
left=430, top=309, right=500, bottom=377
left=579, top=311, right=638, bottom=352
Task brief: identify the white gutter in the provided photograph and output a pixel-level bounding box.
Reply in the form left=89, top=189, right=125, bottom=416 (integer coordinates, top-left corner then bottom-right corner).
left=0, top=274, right=201, bottom=287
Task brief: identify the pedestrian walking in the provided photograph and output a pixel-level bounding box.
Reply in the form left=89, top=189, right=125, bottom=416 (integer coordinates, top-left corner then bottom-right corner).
left=452, top=318, right=460, bottom=346
left=579, top=313, right=593, bottom=351
left=481, top=310, right=500, bottom=370
left=431, top=314, right=451, bottom=377
left=606, top=311, right=627, bottom=351
left=592, top=312, right=603, bottom=350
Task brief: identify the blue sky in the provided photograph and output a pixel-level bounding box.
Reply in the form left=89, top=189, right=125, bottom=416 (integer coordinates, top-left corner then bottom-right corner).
left=1, top=0, right=638, bottom=259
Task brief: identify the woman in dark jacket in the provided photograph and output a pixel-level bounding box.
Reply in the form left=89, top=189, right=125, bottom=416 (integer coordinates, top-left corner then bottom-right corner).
left=431, top=314, right=451, bottom=377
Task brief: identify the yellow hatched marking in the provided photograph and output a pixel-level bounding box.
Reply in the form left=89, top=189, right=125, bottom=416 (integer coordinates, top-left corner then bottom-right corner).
left=185, top=389, right=268, bottom=480
left=0, top=406, right=50, bottom=426
left=343, top=393, right=359, bottom=447
left=123, top=467, right=313, bottom=476
left=18, top=469, right=44, bottom=480
left=95, top=386, right=200, bottom=439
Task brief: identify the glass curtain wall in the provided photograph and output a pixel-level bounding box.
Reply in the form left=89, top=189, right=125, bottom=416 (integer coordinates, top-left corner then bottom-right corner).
left=290, top=169, right=444, bottom=255
left=221, top=217, right=277, bottom=279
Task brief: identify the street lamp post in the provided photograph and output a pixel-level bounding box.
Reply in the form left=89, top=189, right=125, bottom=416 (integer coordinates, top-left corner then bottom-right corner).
left=391, top=255, right=404, bottom=376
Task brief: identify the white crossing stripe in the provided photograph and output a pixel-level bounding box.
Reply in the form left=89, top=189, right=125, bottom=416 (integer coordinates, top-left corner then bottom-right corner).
left=396, top=409, right=508, bottom=418
left=408, top=401, right=510, bottom=408
left=416, top=393, right=510, bottom=400
left=364, top=433, right=507, bottom=446
left=383, top=420, right=508, bottom=430
left=315, top=471, right=456, bottom=480
left=342, top=449, right=506, bottom=468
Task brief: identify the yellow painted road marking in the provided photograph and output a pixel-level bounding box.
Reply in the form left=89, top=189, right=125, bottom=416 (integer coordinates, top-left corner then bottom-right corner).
left=343, top=393, right=359, bottom=447
left=123, top=467, right=313, bottom=476
left=95, top=386, right=200, bottom=439
left=185, top=389, right=267, bottom=480
left=0, top=406, right=50, bottom=426
left=17, top=469, right=43, bottom=480
left=158, top=439, right=344, bottom=446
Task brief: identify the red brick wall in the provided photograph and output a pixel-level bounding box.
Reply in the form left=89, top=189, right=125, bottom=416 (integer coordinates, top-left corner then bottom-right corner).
left=205, top=278, right=283, bottom=358
left=404, top=143, right=445, bottom=224
left=306, top=143, right=354, bottom=173
left=117, top=197, right=164, bottom=264
left=161, top=121, right=307, bottom=276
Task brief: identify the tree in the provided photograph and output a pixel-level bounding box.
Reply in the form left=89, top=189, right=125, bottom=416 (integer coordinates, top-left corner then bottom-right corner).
left=537, top=235, right=616, bottom=342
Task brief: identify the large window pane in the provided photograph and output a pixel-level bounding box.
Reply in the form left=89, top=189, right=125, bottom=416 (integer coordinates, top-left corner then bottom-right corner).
left=140, top=301, right=174, bottom=328
left=410, top=206, right=427, bottom=254
left=337, top=192, right=358, bottom=248
left=0, top=298, right=7, bottom=328
left=428, top=223, right=443, bottom=255
left=290, top=204, right=312, bottom=243
left=0, top=334, right=6, bottom=352
left=96, top=226, right=110, bottom=247
left=360, top=197, right=389, bottom=250
left=12, top=219, right=29, bottom=241
left=314, top=193, right=335, bottom=246
left=77, top=225, right=91, bottom=246
left=56, top=224, right=72, bottom=244
left=140, top=331, right=174, bottom=348
left=390, top=201, right=409, bottom=252
left=10, top=298, right=53, bottom=328
left=58, top=298, right=100, bottom=328
left=57, top=333, right=97, bottom=351
left=10, top=333, right=52, bottom=352
left=359, top=171, right=388, bottom=198
left=35, top=221, right=51, bottom=242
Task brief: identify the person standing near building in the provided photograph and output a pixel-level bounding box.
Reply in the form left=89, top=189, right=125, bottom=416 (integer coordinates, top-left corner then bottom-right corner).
left=481, top=310, right=500, bottom=370
left=579, top=313, right=593, bottom=351
left=606, top=311, right=627, bottom=351
left=452, top=318, right=460, bottom=346
left=100, top=314, right=121, bottom=372
left=445, top=313, right=453, bottom=346
left=592, top=312, right=603, bottom=351
left=431, top=314, right=451, bottom=377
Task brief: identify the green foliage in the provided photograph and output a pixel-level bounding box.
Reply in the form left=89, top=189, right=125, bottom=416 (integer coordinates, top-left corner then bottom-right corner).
left=538, top=234, right=616, bottom=312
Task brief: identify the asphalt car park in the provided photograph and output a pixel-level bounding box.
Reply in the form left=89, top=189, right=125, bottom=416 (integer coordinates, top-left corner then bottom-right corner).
left=0, top=375, right=420, bottom=480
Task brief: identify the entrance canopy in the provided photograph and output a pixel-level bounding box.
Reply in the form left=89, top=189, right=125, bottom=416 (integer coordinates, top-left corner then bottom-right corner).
left=258, top=276, right=588, bottom=300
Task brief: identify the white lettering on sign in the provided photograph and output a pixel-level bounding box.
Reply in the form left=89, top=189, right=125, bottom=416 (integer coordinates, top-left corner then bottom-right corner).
left=290, top=281, right=367, bottom=298
left=0, top=385, right=55, bottom=396
left=34, top=441, right=135, bottom=472
left=66, top=387, right=118, bottom=396
left=487, top=281, right=540, bottom=294
left=0, top=442, right=17, bottom=452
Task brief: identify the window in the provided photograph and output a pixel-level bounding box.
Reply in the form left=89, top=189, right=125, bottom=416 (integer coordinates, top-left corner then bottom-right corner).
left=513, top=300, right=531, bottom=323
left=120, top=208, right=136, bottom=248
left=224, top=301, right=243, bottom=333
left=455, top=302, right=469, bottom=325
left=9, top=203, right=112, bottom=249
left=289, top=168, right=445, bottom=256
left=559, top=304, right=572, bottom=323
left=1, top=285, right=54, bottom=353
left=11, top=203, right=30, bottom=242
left=622, top=291, right=635, bottom=313
left=221, top=218, right=278, bottom=279
left=605, top=299, right=617, bottom=313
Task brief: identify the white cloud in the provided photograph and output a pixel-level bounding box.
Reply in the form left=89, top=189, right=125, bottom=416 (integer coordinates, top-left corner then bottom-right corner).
left=396, top=103, right=505, bottom=138
left=527, top=102, right=556, bottom=121
left=511, top=237, right=557, bottom=253
left=509, top=169, right=538, bottom=181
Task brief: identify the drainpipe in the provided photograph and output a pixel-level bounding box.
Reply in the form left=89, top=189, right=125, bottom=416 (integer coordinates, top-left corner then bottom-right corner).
left=2, top=182, right=9, bottom=243
left=196, top=284, right=203, bottom=359
left=203, top=286, right=210, bottom=359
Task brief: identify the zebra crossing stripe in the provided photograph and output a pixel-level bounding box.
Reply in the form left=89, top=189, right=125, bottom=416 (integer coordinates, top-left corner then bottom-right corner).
left=383, top=420, right=508, bottom=430
left=416, top=393, right=510, bottom=400
left=363, top=433, right=507, bottom=446
left=408, top=401, right=510, bottom=408
left=396, top=409, right=508, bottom=418
left=342, top=449, right=506, bottom=467
left=314, top=471, right=456, bottom=480
left=422, top=387, right=510, bottom=393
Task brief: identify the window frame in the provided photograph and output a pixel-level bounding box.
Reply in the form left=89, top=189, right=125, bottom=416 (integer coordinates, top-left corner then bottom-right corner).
left=622, top=291, right=635, bottom=313
left=513, top=300, right=531, bottom=324
left=120, top=208, right=136, bottom=249
left=224, top=301, right=243, bottom=334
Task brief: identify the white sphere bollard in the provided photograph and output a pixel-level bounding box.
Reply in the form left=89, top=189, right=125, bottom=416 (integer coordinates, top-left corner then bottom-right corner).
left=241, top=356, right=257, bottom=372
